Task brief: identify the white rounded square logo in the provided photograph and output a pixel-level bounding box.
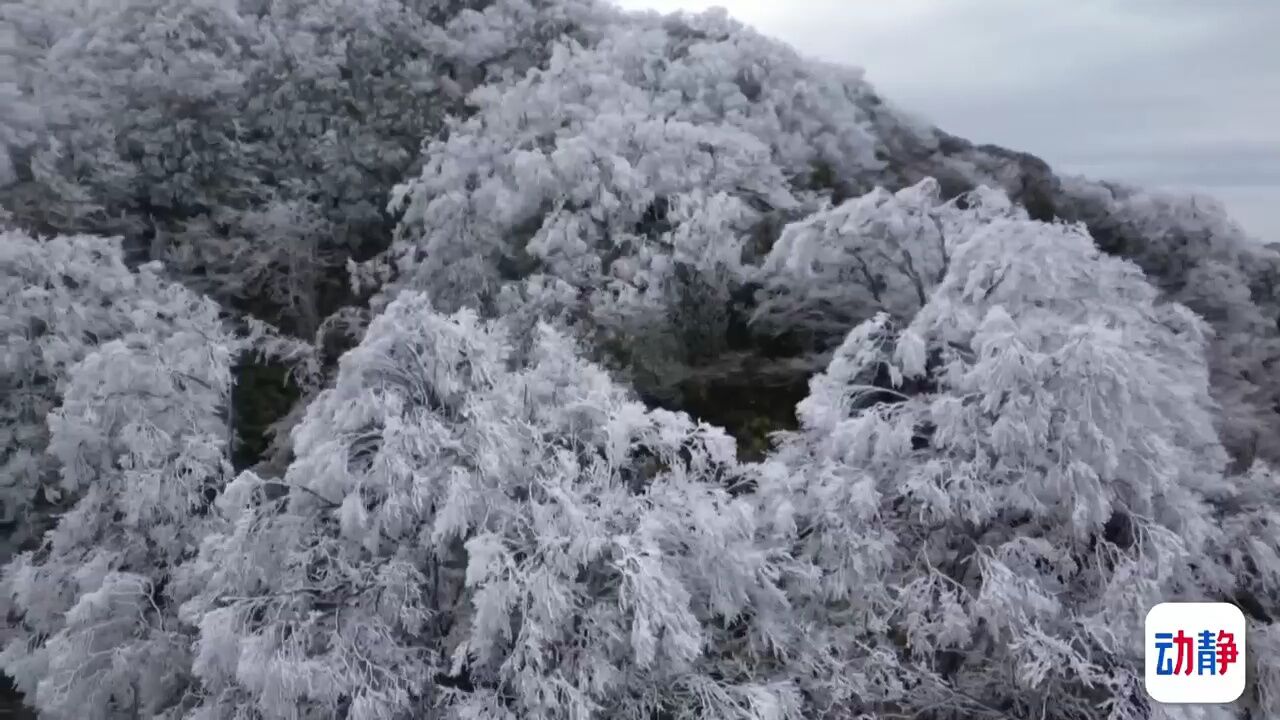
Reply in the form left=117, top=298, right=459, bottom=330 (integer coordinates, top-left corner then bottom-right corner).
left=1145, top=602, right=1246, bottom=704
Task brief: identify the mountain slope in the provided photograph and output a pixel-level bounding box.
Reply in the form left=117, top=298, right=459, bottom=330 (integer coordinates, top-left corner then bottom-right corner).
left=1, top=1, right=1278, bottom=719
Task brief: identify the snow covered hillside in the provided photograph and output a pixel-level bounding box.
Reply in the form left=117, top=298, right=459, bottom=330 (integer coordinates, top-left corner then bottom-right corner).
left=1, top=1, right=1278, bottom=718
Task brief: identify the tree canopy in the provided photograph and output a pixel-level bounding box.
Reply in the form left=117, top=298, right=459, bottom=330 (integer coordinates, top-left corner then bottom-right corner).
left=1, top=1, right=1277, bottom=718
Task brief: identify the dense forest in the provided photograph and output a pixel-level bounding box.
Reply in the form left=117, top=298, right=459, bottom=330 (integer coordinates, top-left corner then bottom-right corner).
left=1, top=0, right=1278, bottom=718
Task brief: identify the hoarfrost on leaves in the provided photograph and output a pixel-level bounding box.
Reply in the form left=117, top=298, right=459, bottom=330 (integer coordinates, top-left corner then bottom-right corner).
left=0, top=259, right=238, bottom=719
left=380, top=8, right=900, bottom=398
left=2, top=0, right=1279, bottom=718
left=753, top=178, right=1022, bottom=345
left=0, top=0, right=612, bottom=335
left=181, top=293, right=811, bottom=720
left=756, top=213, right=1241, bottom=718
left=0, top=230, right=228, bottom=557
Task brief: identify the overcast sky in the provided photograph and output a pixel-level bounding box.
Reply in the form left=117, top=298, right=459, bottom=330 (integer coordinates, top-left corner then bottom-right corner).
left=614, top=0, right=1280, bottom=240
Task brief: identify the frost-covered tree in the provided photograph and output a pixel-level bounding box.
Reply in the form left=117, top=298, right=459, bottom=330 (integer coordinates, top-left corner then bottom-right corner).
left=5, top=2, right=1280, bottom=719
left=379, top=7, right=931, bottom=400
left=0, top=0, right=612, bottom=335
left=1181, top=259, right=1280, bottom=471
left=0, top=281, right=239, bottom=719
left=180, top=292, right=815, bottom=720
left=0, top=230, right=233, bottom=559
left=621, top=7, right=888, bottom=196
left=1208, top=461, right=1280, bottom=718
left=383, top=31, right=786, bottom=383
left=0, top=0, right=391, bottom=332
left=756, top=213, right=1236, bottom=718
left=1059, top=176, right=1280, bottom=468
left=753, top=179, right=1022, bottom=347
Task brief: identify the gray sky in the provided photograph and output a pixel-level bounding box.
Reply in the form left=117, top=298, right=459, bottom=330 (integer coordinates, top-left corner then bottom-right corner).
left=614, top=0, right=1280, bottom=241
